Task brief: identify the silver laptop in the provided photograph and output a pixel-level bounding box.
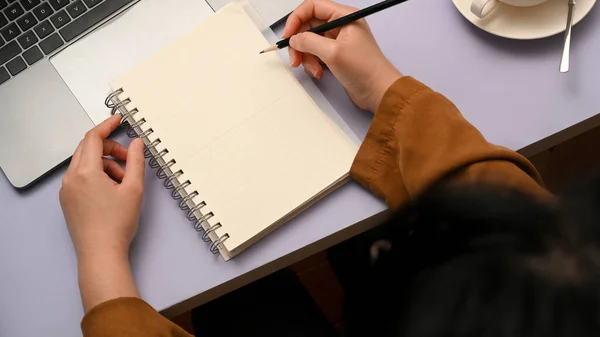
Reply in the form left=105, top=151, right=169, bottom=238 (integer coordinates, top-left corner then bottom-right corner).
left=0, top=0, right=300, bottom=189
left=207, top=0, right=301, bottom=26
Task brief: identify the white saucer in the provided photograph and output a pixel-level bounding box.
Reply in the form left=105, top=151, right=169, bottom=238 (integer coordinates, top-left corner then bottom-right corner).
left=453, top=0, right=597, bottom=39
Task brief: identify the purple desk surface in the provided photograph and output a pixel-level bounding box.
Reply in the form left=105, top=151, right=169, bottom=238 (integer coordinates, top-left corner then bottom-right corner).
left=2, top=0, right=600, bottom=336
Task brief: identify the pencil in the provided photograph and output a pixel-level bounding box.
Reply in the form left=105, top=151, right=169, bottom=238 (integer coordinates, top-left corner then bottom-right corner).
left=260, top=0, right=408, bottom=54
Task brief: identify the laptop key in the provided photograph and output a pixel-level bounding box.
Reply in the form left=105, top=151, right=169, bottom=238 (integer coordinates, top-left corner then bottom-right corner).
left=0, top=13, right=7, bottom=29
left=0, top=0, right=7, bottom=10
left=16, top=12, right=37, bottom=31
left=19, top=0, right=40, bottom=11
left=22, top=45, right=42, bottom=65
left=6, top=55, right=25, bottom=75
left=48, top=0, right=68, bottom=11
left=82, top=0, right=101, bottom=8
left=32, top=2, right=53, bottom=21
left=0, top=66, right=9, bottom=85
left=0, top=40, right=20, bottom=65
left=0, top=22, right=20, bottom=41
left=17, top=30, right=37, bottom=49
left=66, top=1, right=87, bottom=19
left=39, top=32, right=62, bottom=54
left=60, top=0, right=135, bottom=42
left=49, top=9, right=70, bottom=29
left=33, top=20, right=54, bottom=39
left=4, top=2, right=24, bottom=21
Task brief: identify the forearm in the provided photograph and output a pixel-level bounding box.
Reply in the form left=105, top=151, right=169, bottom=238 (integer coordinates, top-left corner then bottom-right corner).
left=78, top=252, right=140, bottom=313
left=78, top=252, right=193, bottom=337
left=351, top=76, right=548, bottom=209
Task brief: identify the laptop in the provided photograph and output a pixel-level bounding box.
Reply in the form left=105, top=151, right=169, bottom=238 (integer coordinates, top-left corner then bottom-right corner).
left=0, top=0, right=300, bottom=189
left=207, top=0, right=302, bottom=26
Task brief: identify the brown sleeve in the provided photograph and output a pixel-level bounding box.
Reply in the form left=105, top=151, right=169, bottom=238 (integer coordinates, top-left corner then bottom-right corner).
left=81, top=297, right=192, bottom=337
left=350, top=76, right=550, bottom=209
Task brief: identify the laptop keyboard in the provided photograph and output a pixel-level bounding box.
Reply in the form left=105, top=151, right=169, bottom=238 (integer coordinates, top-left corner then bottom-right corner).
left=0, top=0, right=134, bottom=86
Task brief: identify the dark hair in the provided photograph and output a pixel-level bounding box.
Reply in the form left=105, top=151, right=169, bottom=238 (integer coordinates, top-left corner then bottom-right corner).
left=344, top=178, right=600, bottom=337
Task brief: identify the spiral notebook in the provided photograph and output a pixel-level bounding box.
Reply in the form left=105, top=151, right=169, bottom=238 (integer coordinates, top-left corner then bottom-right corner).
left=106, top=2, right=357, bottom=260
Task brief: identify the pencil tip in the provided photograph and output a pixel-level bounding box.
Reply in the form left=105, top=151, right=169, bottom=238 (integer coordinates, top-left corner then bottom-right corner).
left=260, top=44, right=280, bottom=54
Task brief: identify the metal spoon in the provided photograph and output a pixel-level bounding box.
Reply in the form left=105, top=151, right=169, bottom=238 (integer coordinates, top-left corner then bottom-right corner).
left=560, top=0, right=576, bottom=73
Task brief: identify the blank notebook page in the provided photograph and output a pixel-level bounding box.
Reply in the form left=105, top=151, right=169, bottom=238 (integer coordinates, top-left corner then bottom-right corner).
left=111, top=3, right=357, bottom=258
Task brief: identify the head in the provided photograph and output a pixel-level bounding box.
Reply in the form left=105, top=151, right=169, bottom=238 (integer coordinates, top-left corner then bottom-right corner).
left=345, top=178, right=600, bottom=337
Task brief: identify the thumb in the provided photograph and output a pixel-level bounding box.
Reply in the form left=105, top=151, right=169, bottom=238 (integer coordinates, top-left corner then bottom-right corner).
left=290, top=32, right=337, bottom=63
left=123, top=138, right=146, bottom=190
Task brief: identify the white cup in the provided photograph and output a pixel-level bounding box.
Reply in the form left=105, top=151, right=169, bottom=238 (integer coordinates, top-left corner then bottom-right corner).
left=470, top=0, right=548, bottom=18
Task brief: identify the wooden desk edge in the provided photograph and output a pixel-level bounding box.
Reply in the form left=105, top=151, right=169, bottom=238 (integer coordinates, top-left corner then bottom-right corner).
left=160, top=209, right=391, bottom=318
left=520, top=112, right=600, bottom=158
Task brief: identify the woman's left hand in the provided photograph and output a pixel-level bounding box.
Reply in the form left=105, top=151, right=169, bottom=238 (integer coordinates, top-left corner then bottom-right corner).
left=59, top=115, right=146, bottom=312
left=60, top=115, right=146, bottom=260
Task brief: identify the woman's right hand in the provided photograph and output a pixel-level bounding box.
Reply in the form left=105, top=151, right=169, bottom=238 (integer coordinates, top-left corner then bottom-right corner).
left=283, top=0, right=402, bottom=112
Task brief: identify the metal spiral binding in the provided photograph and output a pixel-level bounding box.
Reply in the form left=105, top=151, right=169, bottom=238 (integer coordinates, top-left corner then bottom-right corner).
left=172, top=180, right=191, bottom=200
left=165, top=170, right=183, bottom=189
left=105, top=89, right=229, bottom=255
left=187, top=201, right=207, bottom=221
left=203, top=222, right=222, bottom=242
left=157, top=159, right=176, bottom=179
left=178, top=191, right=199, bottom=211
left=149, top=149, right=168, bottom=169
left=145, top=139, right=162, bottom=159
left=210, top=234, right=230, bottom=254
left=194, top=212, right=213, bottom=233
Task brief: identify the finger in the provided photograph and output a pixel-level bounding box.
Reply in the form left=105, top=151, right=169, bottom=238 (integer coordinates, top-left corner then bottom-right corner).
left=103, top=139, right=128, bottom=161
left=79, top=115, right=123, bottom=168
left=293, top=18, right=337, bottom=67
left=302, top=53, right=323, bottom=79
left=290, top=32, right=337, bottom=63
left=93, top=115, right=122, bottom=139
left=285, top=0, right=356, bottom=37
left=282, top=0, right=308, bottom=38
left=323, top=27, right=342, bottom=40
left=67, top=140, right=84, bottom=174
left=122, top=138, right=146, bottom=190
left=287, top=19, right=321, bottom=69
left=103, top=158, right=125, bottom=181
left=80, top=130, right=106, bottom=169
left=289, top=47, right=302, bottom=68
left=297, top=18, right=327, bottom=34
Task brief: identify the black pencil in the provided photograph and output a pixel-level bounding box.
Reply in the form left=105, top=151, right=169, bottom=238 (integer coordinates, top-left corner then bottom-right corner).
left=260, top=0, right=408, bottom=54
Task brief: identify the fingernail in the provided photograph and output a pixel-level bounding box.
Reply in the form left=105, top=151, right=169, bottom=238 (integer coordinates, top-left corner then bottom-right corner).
left=290, top=53, right=296, bottom=66
left=307, top=65, right=319, bottom=78
left=315, top=69, right=323, bottom=79
left=289, top=35, right=297, bottom=48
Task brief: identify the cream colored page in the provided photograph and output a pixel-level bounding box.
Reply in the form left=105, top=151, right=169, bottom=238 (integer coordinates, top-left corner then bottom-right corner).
left=111, top=3, right=356, bottom=252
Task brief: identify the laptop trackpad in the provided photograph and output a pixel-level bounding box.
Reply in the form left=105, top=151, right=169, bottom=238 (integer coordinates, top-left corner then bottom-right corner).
left=51, top=0, right=213, bottom=125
